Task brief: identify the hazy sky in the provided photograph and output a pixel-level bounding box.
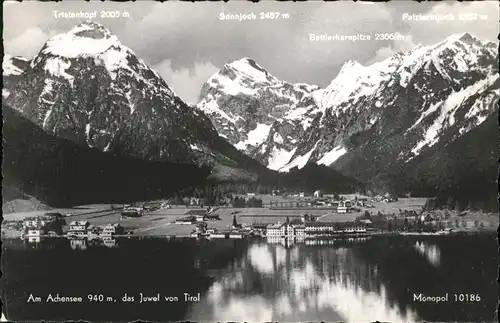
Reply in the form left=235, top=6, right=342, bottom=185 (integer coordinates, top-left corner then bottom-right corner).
left=3, top=1, right=499, bottom=104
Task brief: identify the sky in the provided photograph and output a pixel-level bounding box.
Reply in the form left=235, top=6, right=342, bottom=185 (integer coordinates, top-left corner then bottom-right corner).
left=3, top=0, right=499, bottom=104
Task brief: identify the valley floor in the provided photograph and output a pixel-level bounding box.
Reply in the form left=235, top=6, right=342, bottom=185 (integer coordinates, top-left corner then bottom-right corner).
left=2, top=197, right=497, bottom=239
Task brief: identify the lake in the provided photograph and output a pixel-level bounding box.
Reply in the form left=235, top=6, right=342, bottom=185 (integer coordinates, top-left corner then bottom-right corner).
left=1, top=234, right=497, bottom=322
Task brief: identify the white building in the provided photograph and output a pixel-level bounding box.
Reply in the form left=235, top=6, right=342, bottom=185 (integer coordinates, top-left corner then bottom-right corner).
left=305, top=222, right=367, bottom=237
left=266, top=223, right=285, bottom=237
left=68, top=221, right=90, bottom=237
left=293, top=224, right=306, bottom=237
left=266, top=223, right=306, bottom=238
left=69, top=220, right=90, bottom=232
left=26, top=229, right=44, bottom=237
left=338, top=206, right=348, bottom=213
left=337, top=200, right=351, bottom=213
left=102, top=224, right=124, bottom=236
left=23, top=217, right=51, bottom=229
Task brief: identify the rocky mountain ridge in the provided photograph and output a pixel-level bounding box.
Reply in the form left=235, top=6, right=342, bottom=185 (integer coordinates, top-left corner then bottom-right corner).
left=197, top=33, right=499, bottom=179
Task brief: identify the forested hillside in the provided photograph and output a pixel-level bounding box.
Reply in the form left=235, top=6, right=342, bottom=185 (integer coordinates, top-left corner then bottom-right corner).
left=2, top=104, right=211, bottom=207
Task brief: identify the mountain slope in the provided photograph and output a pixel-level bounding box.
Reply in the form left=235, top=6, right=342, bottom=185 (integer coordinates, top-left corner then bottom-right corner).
left=330, top=33, right=498, bottom=183
left=394, top=114, right=498, bottom=212
left=2, top=104, right=211, bottom=206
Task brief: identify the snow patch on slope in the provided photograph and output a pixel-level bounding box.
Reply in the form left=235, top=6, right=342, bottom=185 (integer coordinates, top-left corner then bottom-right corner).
left=198, top=95, right=239, bottom=124
left=44, top=58, right=74, bottom=85
left=3, top=89, right=10, bottom=99
left=317, top=146, right=347, bottom=166
left=273, top=132, right=284, bottom=145
left=234, top=123, right=272, bottom=150
left=268, top=147, right=297, bottom=171
left=208, top=73, right=257, bottom=96
left=409, top=74, right=498, bottom=158
left=280, top=140, right=320, bottom=172
left=3, top=54, right=26, bottom=76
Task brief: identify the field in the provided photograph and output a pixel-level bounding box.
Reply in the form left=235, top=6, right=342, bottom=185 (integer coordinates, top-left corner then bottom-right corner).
left=369, top=198, right=428, bottom=214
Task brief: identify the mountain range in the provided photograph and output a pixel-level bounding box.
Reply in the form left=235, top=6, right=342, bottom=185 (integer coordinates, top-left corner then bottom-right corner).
left=2, top=21, right=360, bottom=206
left=2, top=21, right=498, bottom=210
left=2, top=22, right=284, bottom=185
left=197, top=32, right=498, bottom=175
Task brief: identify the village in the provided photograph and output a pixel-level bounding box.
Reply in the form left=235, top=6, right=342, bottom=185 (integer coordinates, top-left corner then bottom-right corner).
left=2, top=190, right=498, bottom=249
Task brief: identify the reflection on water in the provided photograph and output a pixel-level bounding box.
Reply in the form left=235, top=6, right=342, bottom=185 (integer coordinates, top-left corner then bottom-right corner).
left=188, top=241, right=418, bottom=322
left=305, top=237, right=371, bottom=246
left=27, top=236, right=43, bottom=244
left=3, top=235, right=497, bottom=322
left=22, top=237, right=119, bottom=250
left=70, top=239, right=87, bottom=250
left=266, top=236, right=372, bottom=247
left=414, top=241, right=441, bottom=267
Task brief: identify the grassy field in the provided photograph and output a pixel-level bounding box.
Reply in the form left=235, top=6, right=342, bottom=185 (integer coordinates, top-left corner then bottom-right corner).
left=2, top=205, right=114, bottom=222
left=369, top=198, right=428, bottom=214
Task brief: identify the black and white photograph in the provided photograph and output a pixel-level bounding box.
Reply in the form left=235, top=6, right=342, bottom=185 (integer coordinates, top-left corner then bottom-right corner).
left=1, top=1, right=499, bottom=322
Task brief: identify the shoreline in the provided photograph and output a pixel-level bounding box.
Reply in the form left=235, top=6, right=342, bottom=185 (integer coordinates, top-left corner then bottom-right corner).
left=3, top=227, right=496, bottom=242
left=3, top=199, right=498, bottom=242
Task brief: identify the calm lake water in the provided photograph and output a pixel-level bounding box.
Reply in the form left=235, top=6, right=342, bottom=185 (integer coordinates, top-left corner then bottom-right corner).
left=1, top=234, right=497, bottom=322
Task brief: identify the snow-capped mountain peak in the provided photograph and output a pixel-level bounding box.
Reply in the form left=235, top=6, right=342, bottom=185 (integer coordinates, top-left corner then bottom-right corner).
left=69, top=20, right=113, bottom=37
left=197, top=57, right=324, bottom=165
left=3, top=21, right=220, bottom=166
left=205, top=57, right=281, bottom=97
left=443, top=32, right=483, bottom=46
left=226, top=57, right=278, bottom=83
left=38, top=21, right=124, bottom=59
left=339, top=59, right=364, bottom=73
left=317, top=58, right=387, bottom=111
left=30, top=20, right=145, bottom=84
